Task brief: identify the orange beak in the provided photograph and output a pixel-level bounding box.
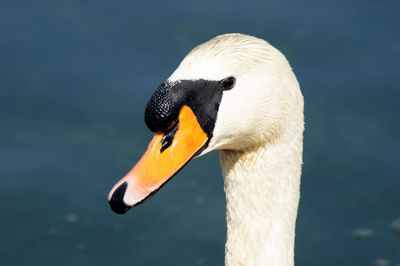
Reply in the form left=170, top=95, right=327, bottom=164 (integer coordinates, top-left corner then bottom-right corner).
left=108, top=105, right=208, bottom=214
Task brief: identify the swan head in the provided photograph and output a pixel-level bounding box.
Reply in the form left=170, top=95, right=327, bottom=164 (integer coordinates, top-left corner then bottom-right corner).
left=108, top=33, right=303, bottom=214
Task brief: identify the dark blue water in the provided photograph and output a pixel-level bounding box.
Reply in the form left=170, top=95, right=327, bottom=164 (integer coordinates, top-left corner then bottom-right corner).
left=1, top=1, right=399, bottom=265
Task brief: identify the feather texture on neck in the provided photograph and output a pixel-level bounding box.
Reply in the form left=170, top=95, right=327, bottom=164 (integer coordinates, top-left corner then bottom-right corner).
left=220, top=111, right=303, bottom=266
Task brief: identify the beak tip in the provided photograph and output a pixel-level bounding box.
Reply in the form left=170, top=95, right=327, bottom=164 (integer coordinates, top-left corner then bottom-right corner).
left=109, top=200, right=132, bottom=214
left=108, top=182, right=132, bottom=214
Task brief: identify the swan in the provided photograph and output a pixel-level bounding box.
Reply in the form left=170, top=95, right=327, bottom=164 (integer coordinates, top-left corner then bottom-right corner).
left=108, top=33, right=304, bottom=266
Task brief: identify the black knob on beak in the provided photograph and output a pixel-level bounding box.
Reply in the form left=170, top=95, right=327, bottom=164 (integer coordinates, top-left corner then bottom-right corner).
left=144, top=82, right=184, bottom=133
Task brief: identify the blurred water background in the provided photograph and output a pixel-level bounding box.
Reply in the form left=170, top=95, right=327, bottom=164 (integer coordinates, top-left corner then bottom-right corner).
left=1, top=0, right=399, bottom=265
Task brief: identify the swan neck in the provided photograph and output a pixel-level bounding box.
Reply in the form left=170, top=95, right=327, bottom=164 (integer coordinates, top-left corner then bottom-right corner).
left=220, top=134, right=302, bottom=266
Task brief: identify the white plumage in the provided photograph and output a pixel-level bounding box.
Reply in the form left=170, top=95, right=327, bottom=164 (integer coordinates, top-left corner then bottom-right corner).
left=170, top=34, right=304, bottom=266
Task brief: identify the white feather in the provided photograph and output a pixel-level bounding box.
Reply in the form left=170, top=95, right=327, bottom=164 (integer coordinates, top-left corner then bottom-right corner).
left=170, top=33, right=304, bottom=266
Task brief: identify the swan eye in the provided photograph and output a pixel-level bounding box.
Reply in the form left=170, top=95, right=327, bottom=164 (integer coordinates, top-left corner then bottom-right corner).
left=219, top=76, right=236, bottom=91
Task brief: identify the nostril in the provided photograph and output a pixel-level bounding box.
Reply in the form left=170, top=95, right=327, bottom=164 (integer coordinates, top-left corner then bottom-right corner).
left=160, top=120, right=179, bottom=152
left=109, top=182, right=132, bottom=214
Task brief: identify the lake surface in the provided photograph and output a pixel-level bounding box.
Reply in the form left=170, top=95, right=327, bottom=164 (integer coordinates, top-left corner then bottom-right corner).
left=1, top=0, right=399, bottom=265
